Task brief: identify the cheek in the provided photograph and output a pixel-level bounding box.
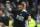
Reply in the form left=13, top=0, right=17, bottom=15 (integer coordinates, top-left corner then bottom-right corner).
left=0, top=13, right=2, bottom=14
left=21, top=7, right=23, bottom=9
left=0, top=12, right=3, bottom=14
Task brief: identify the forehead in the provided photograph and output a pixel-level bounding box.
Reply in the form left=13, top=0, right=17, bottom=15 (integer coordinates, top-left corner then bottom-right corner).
left=18, top=5, right=23, bottom=7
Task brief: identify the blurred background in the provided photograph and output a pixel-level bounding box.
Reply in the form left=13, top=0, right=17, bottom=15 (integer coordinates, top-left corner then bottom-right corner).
left=0, top=0, right=40, bottom=27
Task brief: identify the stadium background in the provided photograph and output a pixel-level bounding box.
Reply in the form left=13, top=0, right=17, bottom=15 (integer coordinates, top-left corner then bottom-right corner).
left=0, top=0, right=40, bottom=27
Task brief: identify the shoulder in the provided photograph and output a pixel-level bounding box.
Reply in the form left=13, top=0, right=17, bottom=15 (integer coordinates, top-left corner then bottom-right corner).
left=22, top=10, right=29, bottom=14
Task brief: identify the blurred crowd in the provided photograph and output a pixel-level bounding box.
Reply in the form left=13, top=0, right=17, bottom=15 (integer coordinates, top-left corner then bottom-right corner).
left=0, top=0, right=40, bottom=27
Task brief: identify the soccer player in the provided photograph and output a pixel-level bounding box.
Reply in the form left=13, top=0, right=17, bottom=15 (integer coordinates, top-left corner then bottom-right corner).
left=10, top=4, right=31, bottom=27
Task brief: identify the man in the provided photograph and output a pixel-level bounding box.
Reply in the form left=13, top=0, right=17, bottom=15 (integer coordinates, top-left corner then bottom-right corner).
left=4, top=1, right=11, bottom=11
left=0, top=10, right=9, bottom=26
left=21, top=2, right=30, bottom=27
left=37, top=12, right=40, bottom=24
left=0, top=10, right=5, bottom=23
left=10, top=4, right=31, bottom=27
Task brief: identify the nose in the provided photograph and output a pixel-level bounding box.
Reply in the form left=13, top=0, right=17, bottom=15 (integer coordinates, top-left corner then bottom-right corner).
left=19, top=8, right=20, bottom=9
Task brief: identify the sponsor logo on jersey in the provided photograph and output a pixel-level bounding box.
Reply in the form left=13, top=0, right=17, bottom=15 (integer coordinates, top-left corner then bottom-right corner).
left=16, top=15, right=24, bottom=21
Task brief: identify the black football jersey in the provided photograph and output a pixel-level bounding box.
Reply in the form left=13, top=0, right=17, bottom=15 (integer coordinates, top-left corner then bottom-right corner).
left=11, top=9, right=29, bottom=27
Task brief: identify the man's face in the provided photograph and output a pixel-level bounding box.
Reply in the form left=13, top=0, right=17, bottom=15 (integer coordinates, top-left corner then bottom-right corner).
left=33, top=2, right=35, bottom=6
left=18, top=5, right=23, bottom=11
left=32, top=8, right=34, bottom=11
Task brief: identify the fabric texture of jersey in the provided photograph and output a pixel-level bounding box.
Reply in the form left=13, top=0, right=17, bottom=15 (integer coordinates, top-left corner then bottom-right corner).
left=11, top=9, right=29, bottom=27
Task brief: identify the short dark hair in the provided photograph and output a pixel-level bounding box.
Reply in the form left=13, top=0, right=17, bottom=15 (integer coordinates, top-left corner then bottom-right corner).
left=18, top=4, right=24, bottom=7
